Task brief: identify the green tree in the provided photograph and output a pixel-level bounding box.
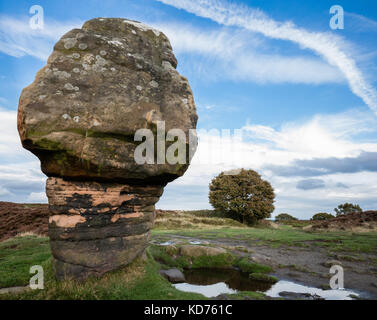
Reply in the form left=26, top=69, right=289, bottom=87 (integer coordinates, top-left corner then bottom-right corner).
left=209, top=169, right=275, bottom=225
left=334, top=203, right=362, bottom=216
left=311, top=212, right=335, bottom=221
left=275, top=213, right=298, bottom=222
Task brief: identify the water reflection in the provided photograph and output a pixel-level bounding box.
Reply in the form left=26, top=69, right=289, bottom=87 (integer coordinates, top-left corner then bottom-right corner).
left=266, top=280, right=359, bottom=300
left=173, top=268, right=360, bottom=300
left=173, top=268, right=273, bottom=297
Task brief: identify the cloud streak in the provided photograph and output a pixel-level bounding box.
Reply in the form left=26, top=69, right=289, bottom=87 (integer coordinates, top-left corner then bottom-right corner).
left=0, top=15, right=82, bottom=60
left=155, top=23, right=343, bottom=84
left=156, top=0, right=377, bottom=114
left=296, top=179, right=325, bottom=190
left=266, top=151, right=377, bottom=177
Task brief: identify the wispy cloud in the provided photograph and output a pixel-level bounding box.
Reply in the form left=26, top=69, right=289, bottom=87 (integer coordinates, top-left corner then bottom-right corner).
left=345, top=12, right=377, bottom=33
left=0, top=13, right=344, bottom=85
left=156, top=0, right=377, bottom=114
left=0, top=15, right=82, bottom=60
left=156, top=22, right=343, bottom=84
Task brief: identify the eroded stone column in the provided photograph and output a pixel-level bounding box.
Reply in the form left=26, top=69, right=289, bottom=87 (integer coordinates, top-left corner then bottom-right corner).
left=46, top=177, right=163, bottom=279
left=17, top=17, right=198, bottom=280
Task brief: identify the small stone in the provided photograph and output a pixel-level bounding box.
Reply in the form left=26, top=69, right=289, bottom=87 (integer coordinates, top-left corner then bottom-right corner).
left=0, top=286, right=30, bottom=295
left=159, top=269, right=185, bottom=283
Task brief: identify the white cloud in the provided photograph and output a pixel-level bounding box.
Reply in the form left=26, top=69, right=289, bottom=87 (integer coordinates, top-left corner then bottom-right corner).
left=155, top=22, right=343, bottom=84
left=160, top=108, right=377, bottom=218
left=0, top=108, right=47, bottom=203
left=0, top=15, right=82, bottom=60
left=0, top=107, right=27, bottom=159
left=0, top=186, right=11, bottom=196
left=27, top=192, right=48, bottom=203
left=157, top=0, right=377, bottom=114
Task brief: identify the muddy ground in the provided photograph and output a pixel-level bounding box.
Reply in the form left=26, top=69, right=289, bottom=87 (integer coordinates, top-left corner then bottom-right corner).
left=152, top=233, right=377, bottom=299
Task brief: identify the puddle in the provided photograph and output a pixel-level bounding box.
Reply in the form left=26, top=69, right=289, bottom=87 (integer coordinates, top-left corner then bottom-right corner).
left=173, top=268, right=360, bottom=300
left=159, top=241, right=175, bottom=246
left=266, top=280, right=359, bottom=300
left=175, top=282, right=237, bottom=298
left=189, top=240, right=202, bottom=245
left=173, top=268, right=273, bottom=298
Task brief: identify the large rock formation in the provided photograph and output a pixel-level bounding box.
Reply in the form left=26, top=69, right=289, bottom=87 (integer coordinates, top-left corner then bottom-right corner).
left=17, top=18, right=198, bottom=280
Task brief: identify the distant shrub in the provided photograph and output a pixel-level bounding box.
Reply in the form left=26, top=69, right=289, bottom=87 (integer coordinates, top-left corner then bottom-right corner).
left=311, top=212, right=335, bottom=221
left=275, top=213, right=298, bottom=222
left=334, top=203, right=362, bottom=216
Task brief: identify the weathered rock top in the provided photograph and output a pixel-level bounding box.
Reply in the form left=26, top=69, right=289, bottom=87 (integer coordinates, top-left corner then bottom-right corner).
left=18, top=18, right=198, bottom=184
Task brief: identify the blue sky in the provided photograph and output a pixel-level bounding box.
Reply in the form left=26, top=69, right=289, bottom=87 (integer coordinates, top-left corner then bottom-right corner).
left=1, top=0, right=377, bottom=218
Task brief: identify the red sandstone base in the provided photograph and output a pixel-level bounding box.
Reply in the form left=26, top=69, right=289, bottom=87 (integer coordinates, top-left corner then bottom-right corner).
left=46, top=177, right=163, bottom=280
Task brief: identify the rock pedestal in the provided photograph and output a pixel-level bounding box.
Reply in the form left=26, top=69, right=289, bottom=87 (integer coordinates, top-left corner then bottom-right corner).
left=17, top=18, right=197, bottom=279
left=46, top=177, right=162, bottom=279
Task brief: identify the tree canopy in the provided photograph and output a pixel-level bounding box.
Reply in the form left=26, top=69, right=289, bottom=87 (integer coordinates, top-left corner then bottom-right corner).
left=209, top=169, right=275, bottom=225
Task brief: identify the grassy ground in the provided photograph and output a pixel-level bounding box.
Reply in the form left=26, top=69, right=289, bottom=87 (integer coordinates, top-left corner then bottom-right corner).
left=0, top=235, right=206, bottom=300
left=0, top=235, right=51, bottom=288
left=1, top=210, right=376, bottom=299
left=153, top=225, right=377, bottom=253
left=154, top=210, right=377, bottom=253
left=0, top=234, right=272, bottom=300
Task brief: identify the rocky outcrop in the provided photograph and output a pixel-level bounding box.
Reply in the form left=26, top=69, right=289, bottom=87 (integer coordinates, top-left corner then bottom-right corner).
left=17, top=18, right=198, bottom=280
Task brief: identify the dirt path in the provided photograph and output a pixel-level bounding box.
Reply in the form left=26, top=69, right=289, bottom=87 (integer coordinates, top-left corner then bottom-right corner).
left=153, top=234, right=377, bottom=299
